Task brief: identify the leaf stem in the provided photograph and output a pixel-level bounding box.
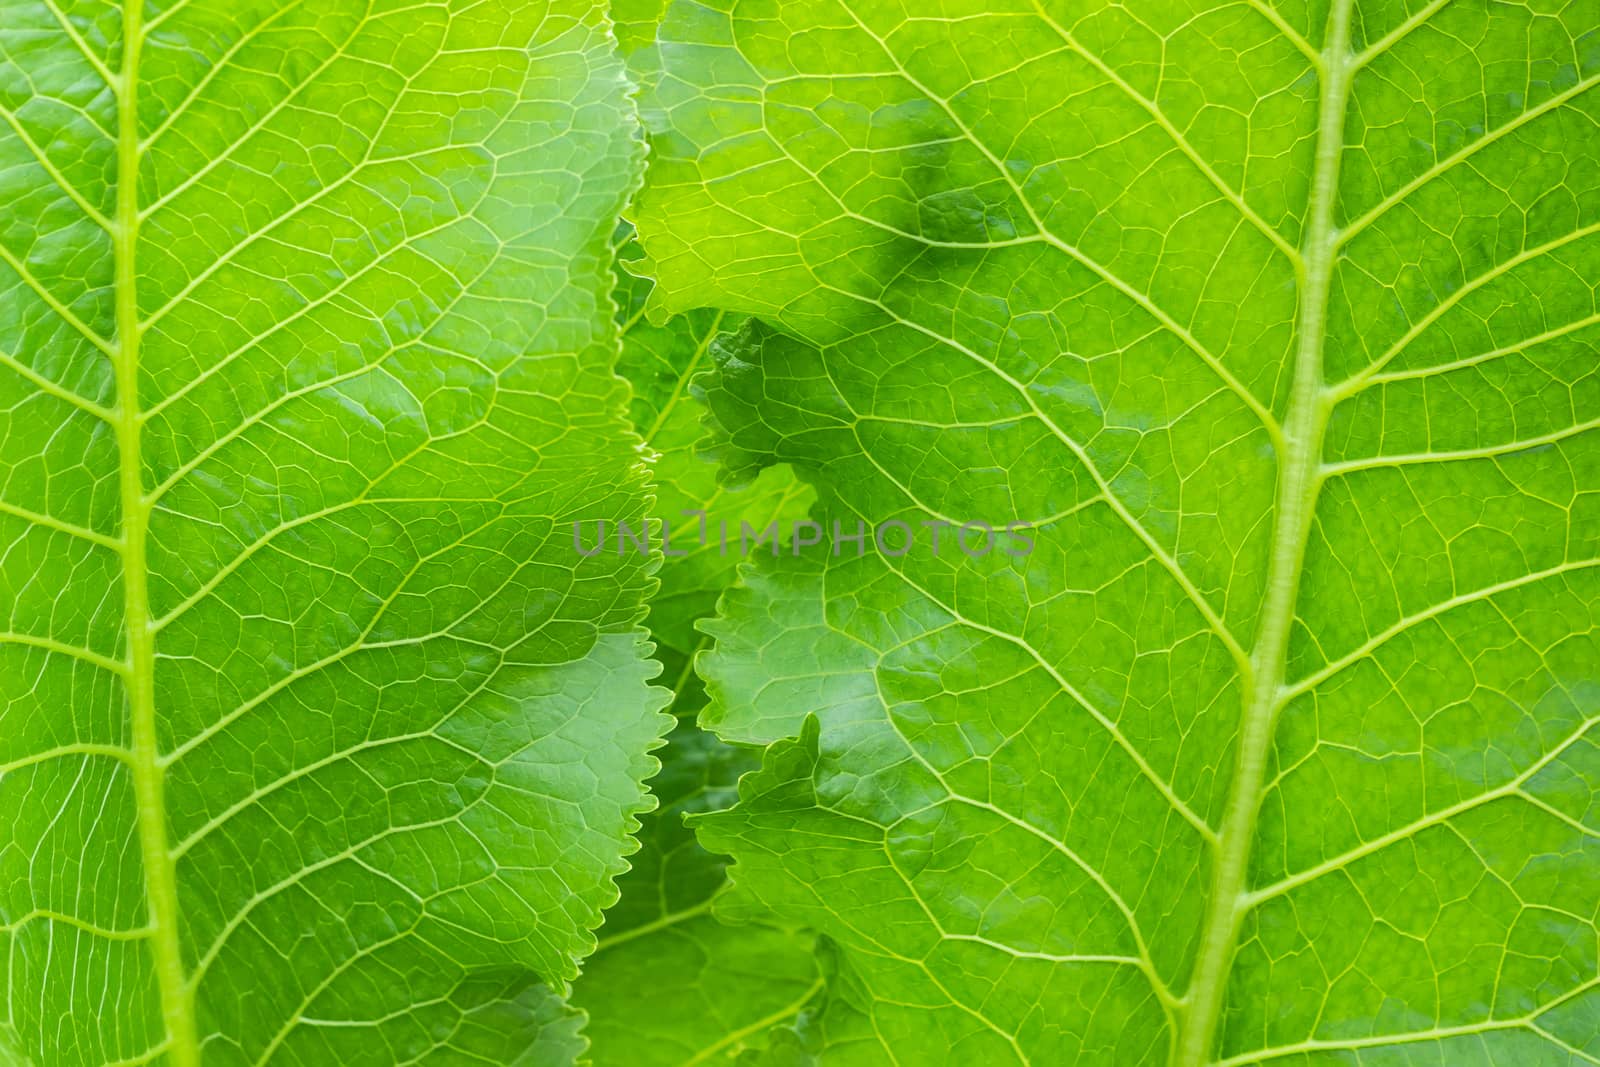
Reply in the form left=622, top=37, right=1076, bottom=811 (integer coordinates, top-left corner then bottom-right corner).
left=1172, top=0, right=1353, bottom=1061
left=114, top=4, right=200, bottom=1063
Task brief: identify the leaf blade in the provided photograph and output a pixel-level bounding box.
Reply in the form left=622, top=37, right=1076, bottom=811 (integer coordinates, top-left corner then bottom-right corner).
left=634, top=0, right=1600, bottom=1062
left=0, top=2, right=666, bottom=1063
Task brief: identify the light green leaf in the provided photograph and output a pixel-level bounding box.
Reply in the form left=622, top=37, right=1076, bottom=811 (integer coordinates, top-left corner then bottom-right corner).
left=635, top=0, right=1600, bottom=1063
left=612, top=0, right=671, bottom=58
left=0, top=2, right=666, bottom=1063
left=569, top=245, right=820, bottom=1066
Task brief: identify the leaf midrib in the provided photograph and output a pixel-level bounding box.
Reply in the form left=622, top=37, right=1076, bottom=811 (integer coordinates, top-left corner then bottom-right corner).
left=112, top=5, right=200, bottom=1064
left=1173, top=0, right=1354, bottom=1062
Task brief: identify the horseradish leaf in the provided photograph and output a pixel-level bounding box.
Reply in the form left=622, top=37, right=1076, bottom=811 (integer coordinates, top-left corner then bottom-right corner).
left=635, top=0, right=1600, bottom=1063
left=0, top=2, right=666, bottom=1062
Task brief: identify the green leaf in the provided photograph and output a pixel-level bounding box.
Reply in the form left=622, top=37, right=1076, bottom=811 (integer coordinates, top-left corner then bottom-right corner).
left=614, top=242, right=816, bottom=670
left=569, top=246, right=821, bottom=1066
left=634, top=0, right=1600, bottom=1064
left=0, top=2, right=666, bottom=1063
left=612, top=0, right=671, bottom=59
left=573, top=713, right=824, bottom=1067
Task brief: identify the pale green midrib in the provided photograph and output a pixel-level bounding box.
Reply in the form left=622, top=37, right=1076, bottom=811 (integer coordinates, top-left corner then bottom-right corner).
left=680, top=977, right=824, bottom=1067
left=1171, top=3, right=1353, bottom=1064
left=590, top=901, right=713, bottom=954
left=640, top=310, right=726, bottom=447
left=114, top=6, right=200, bottom=1065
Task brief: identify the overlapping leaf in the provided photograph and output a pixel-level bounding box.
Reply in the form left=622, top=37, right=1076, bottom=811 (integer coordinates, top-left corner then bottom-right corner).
left=0, top=2, right=667, bottom=1063
left=569, top=243, right=821, bottom=1066
left=632, top=0, right=1600, bottom=1063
